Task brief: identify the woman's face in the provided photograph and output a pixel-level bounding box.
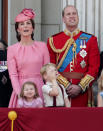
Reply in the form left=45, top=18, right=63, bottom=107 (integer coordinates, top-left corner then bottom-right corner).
left=17, top=19, right=33, bottom=38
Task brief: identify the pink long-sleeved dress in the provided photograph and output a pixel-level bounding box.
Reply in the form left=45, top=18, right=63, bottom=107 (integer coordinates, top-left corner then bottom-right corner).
left=7, top=41, right=50, bottom=107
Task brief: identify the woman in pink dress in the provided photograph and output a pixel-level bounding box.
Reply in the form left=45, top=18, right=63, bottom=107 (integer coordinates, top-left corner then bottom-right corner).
left=7, top=8, right=50, bottom=107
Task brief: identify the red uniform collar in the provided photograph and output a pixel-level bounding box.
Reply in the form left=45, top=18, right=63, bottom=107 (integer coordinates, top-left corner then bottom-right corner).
left=64, top=28, right=80, bottom=37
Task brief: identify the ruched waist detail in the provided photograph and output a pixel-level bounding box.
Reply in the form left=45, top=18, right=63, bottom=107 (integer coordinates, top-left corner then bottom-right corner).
left=18, top=73, right=42, bottom=79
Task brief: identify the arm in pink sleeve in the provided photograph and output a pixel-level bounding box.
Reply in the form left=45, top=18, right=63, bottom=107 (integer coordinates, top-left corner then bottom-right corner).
left=17, top=98, right=24, bottom=108
left=36, top=97, right=43, bottom=107
left=7, top=46, right=21, bottom=95
left=43, top=42, right=50, bottom=65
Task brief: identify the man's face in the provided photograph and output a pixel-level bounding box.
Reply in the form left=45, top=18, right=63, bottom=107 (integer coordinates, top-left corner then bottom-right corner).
left=63, top=6, right=79, bottom=29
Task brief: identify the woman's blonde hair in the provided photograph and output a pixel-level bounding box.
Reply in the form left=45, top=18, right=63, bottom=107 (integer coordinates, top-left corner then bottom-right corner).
left=40, top=63, right=56, bottom=78
left=20, top=81, right=39, bottom=99
left=98, top=70, right=103, bottom=92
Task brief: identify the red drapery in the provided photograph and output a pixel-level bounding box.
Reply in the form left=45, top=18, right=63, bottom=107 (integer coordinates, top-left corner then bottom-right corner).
left=0, top=108, right=103, bottom=131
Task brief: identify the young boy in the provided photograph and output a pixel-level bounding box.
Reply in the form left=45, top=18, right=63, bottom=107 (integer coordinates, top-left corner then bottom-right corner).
left=40, top=63, right=70, bottom=107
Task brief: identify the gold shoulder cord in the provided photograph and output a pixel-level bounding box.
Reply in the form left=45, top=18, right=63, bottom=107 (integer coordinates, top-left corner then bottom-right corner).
left=49, top=37, right=70, bottom=53
left=49, top=37, right=77, bottom=70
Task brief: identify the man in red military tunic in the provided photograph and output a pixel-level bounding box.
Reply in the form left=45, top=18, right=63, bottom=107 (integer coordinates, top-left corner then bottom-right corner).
left=47, top=5, right=100, bottom=107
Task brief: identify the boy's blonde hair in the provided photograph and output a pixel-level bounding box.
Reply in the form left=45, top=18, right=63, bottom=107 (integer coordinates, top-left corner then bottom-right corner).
left=98, top=70, right=103, bottom=91
left=40, top=63, right=56, bottom=78
left=20, top=81, right=39, bottom=99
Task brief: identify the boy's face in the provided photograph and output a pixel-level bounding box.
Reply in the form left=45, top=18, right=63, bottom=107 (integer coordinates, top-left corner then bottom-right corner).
left=45, top=66, right=58, bottom=81
left=23, top=84, right=35, bottom=99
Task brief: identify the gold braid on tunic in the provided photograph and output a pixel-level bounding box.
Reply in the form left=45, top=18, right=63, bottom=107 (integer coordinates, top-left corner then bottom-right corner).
left=49, top=37, right=77, bottom=70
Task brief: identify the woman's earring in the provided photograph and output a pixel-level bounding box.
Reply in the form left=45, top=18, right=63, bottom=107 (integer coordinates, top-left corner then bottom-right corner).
left=18, top=32, right=21, bottom=36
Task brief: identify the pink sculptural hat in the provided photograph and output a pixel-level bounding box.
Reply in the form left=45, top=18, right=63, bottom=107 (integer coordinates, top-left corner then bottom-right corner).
left=15, top=8, right=36, bottom=22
